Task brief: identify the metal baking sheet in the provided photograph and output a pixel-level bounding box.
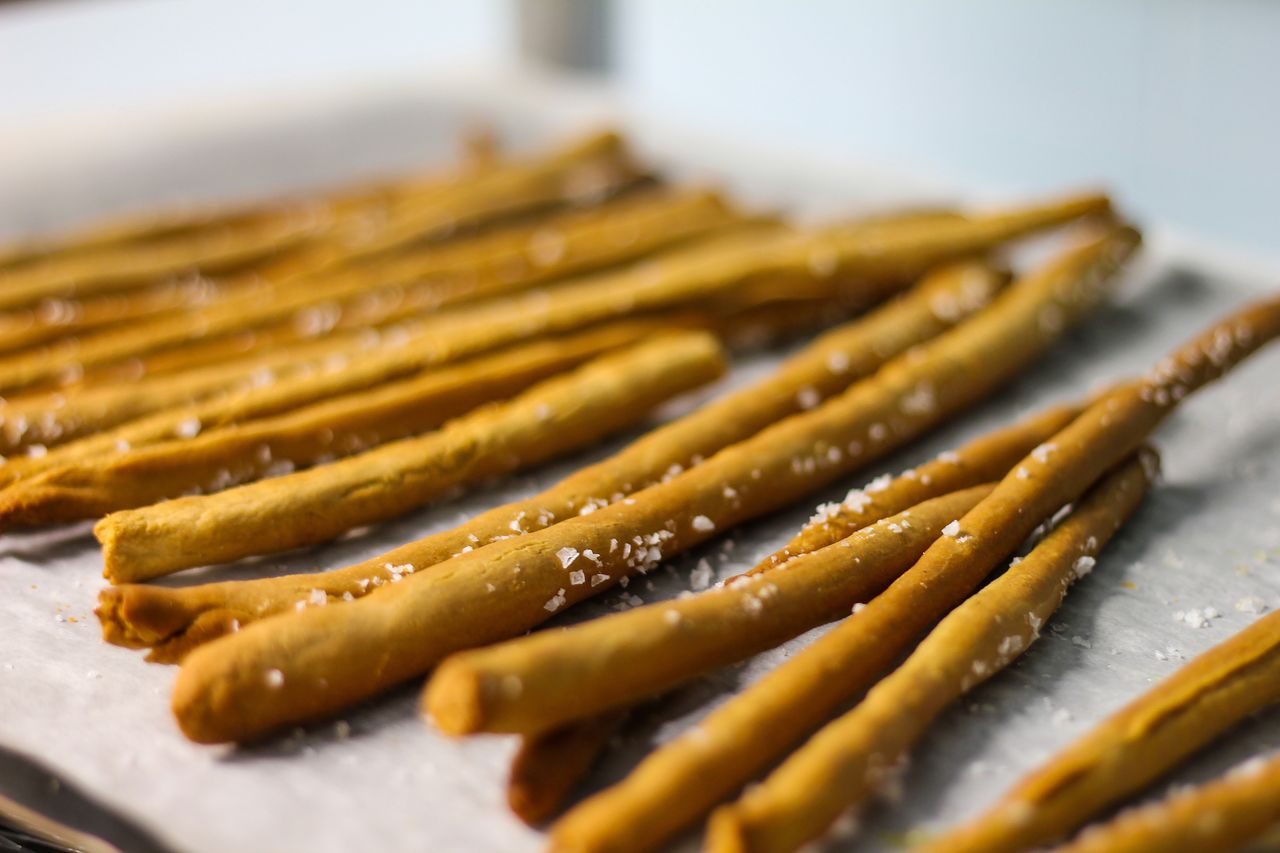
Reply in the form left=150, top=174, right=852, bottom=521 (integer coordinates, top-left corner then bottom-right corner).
left=1, top=74, right=1277, bottom=853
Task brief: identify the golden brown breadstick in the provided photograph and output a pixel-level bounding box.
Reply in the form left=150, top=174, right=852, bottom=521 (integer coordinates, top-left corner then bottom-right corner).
left=1048, top=752, right=1280, bottom=853
left=546, top=293, right=1280, bottom=853
left=706, top=452, right=1155, bottom=853
left=0, top=188, right=746, bottom=393
left=165, top=225, right=1134, bottom=745
left=0, top=274, right=247, bottom=356
left=496, top=397, right=1085, bottom=822
left=920, top=613, right=1280, bottom=853
left=509, top=711, right=630, bottom=826
left=0, top=324, right=655, bottom=526
left=99, top=331, right=727, bottom=583
left=427, top=485, right=993, bottom=736
left=97, top=258, right=1005, bottom=657
left=2, top=188, right=1101, bottom=437
left=0, top=129, right=641, bottom=315
left=0, top=208, right=326, bottom=313
left=756, top=400, right=1085, bottom=571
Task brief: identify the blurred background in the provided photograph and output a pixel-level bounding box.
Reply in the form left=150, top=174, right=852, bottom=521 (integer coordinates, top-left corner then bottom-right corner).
left=2, top=0, right=1277, bottom=258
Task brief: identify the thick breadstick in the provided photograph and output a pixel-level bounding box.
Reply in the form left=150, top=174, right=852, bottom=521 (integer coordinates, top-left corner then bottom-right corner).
left=546, top=293, right=1280, bottom=853
left=165, top=226, right=1134, bottom=744
left=0, top=189, right=743, bottom=392
left=757, top=401, right=1084, bottom=570
left=509, top=711, right=630, bottom=826
left=706, top=452, right=1155, bottom=853
left=0, top=325, right=655, bottom=526
left=98, top=259, right=1004, bottom=658
left=1048, top=753, right=1280, bottom=853
left=920, top=611, right=1280, bottom=853
left=97, top=331, right=726, bottom=582
left=426, top=485, right=993, bottom=736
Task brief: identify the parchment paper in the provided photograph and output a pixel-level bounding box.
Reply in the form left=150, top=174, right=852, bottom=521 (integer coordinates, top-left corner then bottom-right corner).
left=1, top=73, right=1277, bottom=853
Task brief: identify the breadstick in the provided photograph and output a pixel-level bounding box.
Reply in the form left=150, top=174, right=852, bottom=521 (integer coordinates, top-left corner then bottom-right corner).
left=100, top=331, right=726, bottom=583
left=498, top=398, right=1084, bottom=822
left=706, top=452, right=1154, bottom=853
left=0, top=275, right=246, bottom=356
left=1049, top=752, right=1280, bottom=853
left=165, top=225, right=1134, bottom=744
left=98, top=258, right=1005, bottom=657
left=2, top=189, right=1100, bottom=435
left=545, top=293, right=1280, bottom=853
left=426, top=485, right=993, bottom=736
left=757, top=400, right=1084, bottom=571
left=0, top=208, right=327, bottom=312
left=0, top=324, right=656, bottom=526
left=920, top=612, right=1280, bottom=853
left=0, top=130, right=640, bottom=314
left=0, top=188, right=745, bottom=393
left=509, top=711, right=630, bottom=825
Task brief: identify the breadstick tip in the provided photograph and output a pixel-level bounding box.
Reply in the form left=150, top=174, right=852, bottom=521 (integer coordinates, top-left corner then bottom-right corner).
left=422, top=658, right=489, bottom=736
left=704, top=807, right=751, bottom=853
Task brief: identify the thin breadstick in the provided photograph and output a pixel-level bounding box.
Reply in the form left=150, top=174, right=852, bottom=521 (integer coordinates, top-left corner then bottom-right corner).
left=497, top=398, right=1085, bottom=821
left=1048, top=752, right=1280, bottom=853
left=88, top=242, right=1008, bottom=578
left=706, top=452, right=1155, bottom=853
left=1, top=189, right=1101, bottom=436
left=165, top=225, right=1135, bottom=744
left=919, top=614, right=1280, bottom=853
left=99, top=331, right=727, bottom=583
left=97, top=258, right=1005, bottom=657
left=0, top=275, right=246, bottom=355
left=0, top=208, right=327, bottom=313
left=0, top=130, right=641, bottom=314
left=756, top=401, right=1084, bottom=571
left=548, top=292, right=1280, bottom=853
left=509, top=711, right=630, bottom=826
left=0, top=188, right=745, bottom=393
left=0, top=324, right=656, bottom=526
left=426, top=485, right=994, bottom=736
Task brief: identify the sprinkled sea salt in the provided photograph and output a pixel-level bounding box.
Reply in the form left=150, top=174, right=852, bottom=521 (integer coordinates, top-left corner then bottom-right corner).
left=942, top=520, right=961, bottom=538
left=556, top=547, right=580, bottom=568
left=569, top=570, right=586, bottom=586
left=1073, top=556, right=1096, bottom=578
left=1235, top=596, right=1268, bottom=614
left=175, top=418, right=202, bottom=439
left=544, top=589, right=567, bottom=612
left=690, top=559, right=714, bottom=591
left=692, top=515, right=715, bottom=532
left=796, top=386, right=820, bottom=410
left=264, top=669, right=285, bottom=688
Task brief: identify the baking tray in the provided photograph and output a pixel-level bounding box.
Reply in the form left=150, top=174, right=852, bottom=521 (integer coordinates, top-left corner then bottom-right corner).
left=1, top=73, right=1277, bottom=853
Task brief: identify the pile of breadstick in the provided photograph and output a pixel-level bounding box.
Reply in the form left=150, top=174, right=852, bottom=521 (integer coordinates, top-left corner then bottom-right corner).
left=11, top=121, right=1277, bottom=853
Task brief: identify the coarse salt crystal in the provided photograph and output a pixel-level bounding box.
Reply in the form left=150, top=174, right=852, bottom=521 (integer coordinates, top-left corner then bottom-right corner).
left=692, top=515, right=715, bottom=532
left=590, top=573, right=609, bottom=587
left=544, top=589, right=567, bottom=612
left=942, top=520, right=961, bottom=538
left=796, top=387, right=820, bottom=409
left=1073, top=556, right=1096, bottom=578
left=690, top=559, right=714, bottom=591
left=265, top=669, right=285, bottom=688
left=557, top=547, right=580, bottom=568
left=569, top=570, right=586, bottom=586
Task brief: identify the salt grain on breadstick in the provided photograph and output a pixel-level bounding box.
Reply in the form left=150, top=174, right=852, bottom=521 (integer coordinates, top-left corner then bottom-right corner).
left=706, top=451, right=1154, bottom=853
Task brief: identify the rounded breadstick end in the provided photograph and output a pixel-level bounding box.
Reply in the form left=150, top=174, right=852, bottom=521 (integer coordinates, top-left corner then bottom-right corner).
left=422, top=658, right=488, bottom=736
left=705, top=808, right=751, bottom=853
